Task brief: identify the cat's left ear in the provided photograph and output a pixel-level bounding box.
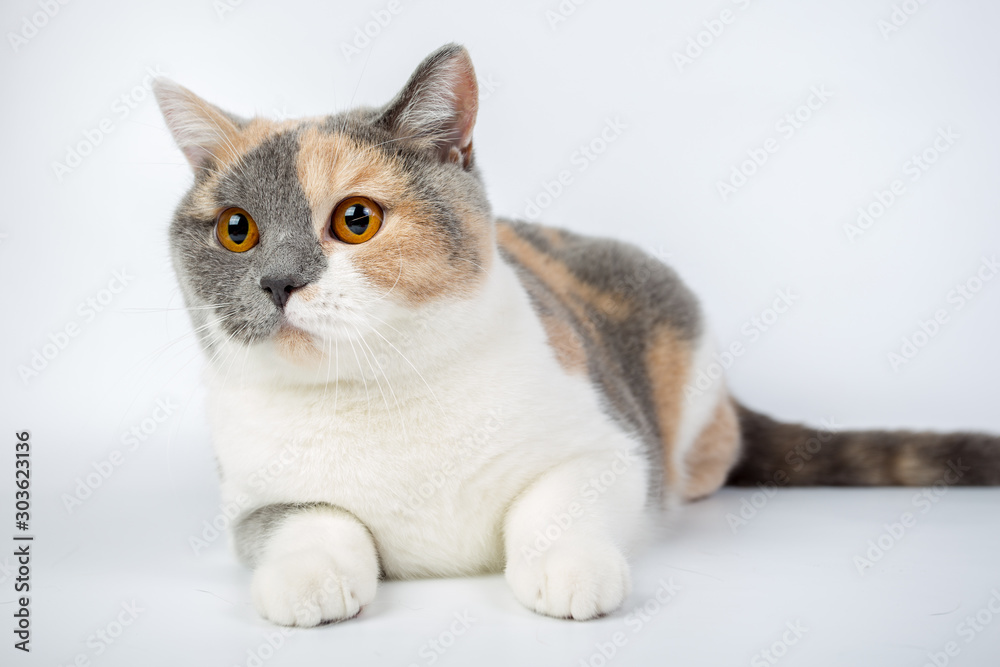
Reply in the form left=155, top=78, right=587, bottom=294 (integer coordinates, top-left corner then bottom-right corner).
left=377, top=44, right=479, bottom=168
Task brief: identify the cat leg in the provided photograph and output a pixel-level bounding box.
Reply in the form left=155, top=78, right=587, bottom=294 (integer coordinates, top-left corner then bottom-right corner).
left=234, top=503, right=379, bottom=627
left=503, top=448, right=648, bottom=620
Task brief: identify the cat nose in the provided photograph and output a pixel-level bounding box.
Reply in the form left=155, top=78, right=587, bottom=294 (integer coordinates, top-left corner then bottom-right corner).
left=259, top=275, right=306, bottom=310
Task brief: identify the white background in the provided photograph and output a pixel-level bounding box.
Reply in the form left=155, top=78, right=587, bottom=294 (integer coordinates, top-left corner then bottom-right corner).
left=1, top=0, right=999, bottom=665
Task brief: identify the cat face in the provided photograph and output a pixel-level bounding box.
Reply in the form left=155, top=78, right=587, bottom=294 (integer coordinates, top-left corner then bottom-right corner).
left=155, top=45, right=492, bottom=368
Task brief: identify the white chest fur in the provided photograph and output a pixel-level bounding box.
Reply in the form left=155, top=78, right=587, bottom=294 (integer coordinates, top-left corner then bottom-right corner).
left=206, top=258, right=649, bottom=577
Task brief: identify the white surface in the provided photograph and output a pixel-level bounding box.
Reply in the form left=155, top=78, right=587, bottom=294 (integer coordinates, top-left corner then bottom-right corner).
left=25, top=488, right=1000, bottom=666
left=1, top=0, right=998, bottom=665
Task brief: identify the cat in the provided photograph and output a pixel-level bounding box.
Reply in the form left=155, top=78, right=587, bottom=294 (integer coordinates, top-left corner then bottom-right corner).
left=153, top=44, right=1000, bottom=627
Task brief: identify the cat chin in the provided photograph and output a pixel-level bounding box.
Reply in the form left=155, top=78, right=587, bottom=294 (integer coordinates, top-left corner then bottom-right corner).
left=272, top=323, right=324, bottom=366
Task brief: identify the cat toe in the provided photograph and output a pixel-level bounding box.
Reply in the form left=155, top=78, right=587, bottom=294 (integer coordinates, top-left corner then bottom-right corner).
left=506, top=541, right=631, bottom=620
left=251, top=547, right=377, bottom=627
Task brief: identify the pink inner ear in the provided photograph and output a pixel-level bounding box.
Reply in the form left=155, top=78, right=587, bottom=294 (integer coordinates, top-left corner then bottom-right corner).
left=181, top=143, right=219, bottom=172
left=450, top=59, right=479, bottom=152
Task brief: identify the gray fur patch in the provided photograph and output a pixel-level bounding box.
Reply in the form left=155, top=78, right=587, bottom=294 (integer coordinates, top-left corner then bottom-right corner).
left=498, top=219, right=703, bottom=502
left=233, top=502, right=330, bottom=567
left=169, top=129, right=327, bottom=347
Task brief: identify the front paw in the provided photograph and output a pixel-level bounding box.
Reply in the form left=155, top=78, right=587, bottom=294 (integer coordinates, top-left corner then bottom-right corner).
left=251, top=546, right=378, bottom=627
left=505, top=541, right=631, bottom=620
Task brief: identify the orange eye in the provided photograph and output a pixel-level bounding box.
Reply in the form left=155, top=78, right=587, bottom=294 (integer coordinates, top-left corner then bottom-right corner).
left=216, top=207, right=259, bottom=253
left=331, top=196, right=383, bottom=244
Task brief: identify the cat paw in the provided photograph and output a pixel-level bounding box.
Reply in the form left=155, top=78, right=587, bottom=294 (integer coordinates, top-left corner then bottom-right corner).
left=505, top=542, right=631, bottom=620
left=251, top=546, right=378, bottom=627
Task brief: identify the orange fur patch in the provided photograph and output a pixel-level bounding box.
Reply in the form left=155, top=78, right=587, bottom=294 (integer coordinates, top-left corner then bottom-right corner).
left=539, top=314, right=588, bottom=374
left=295, top=284, right=321, bottom=303
left=294, top=126, right=491, bottom=304
left=644, top=324, right=692, bottom=489
left=539, top=226, right=567, bottom=249
left=682, top=396, right=741, bottom=500
left=295, top=128, right=409, bottom=238
left=496, top=223, right=634, bottom=327
left=274, top=325, right=322, bottom=366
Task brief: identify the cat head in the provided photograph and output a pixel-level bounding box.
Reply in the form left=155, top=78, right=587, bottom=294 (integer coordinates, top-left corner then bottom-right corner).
left=154, top=45, right=492, bottom=374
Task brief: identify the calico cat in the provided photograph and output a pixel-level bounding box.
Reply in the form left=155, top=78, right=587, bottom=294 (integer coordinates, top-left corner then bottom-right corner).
left=154, top=44, right=1000, bottom=627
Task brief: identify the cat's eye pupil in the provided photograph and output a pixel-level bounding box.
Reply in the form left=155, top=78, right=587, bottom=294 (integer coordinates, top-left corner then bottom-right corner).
left=344, top=204, right=370, bottom=235
left=227, top=213, right=249, bottom=244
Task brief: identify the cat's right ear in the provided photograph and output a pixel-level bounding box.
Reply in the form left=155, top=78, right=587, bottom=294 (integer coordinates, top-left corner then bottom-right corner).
left=153, top=78, right=244, bottom=173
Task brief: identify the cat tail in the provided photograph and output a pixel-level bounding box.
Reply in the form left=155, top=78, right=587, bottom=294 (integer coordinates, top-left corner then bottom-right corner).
left=725, top=401, right=1000, bottom=487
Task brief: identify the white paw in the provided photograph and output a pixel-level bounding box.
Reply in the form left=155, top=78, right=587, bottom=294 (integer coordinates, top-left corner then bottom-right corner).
left=505, top=542, right=631, bottom=620
left=251, top=546, right=378, bottom=627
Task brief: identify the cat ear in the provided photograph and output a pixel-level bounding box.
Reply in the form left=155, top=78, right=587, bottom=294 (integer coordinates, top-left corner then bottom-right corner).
left=152, top=78, right=244, bottom=173
left=377, top=44, right=479, bottom=168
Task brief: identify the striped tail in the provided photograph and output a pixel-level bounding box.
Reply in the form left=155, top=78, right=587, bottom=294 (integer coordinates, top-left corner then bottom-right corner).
left=726, top=402, right=1000, bottom=487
